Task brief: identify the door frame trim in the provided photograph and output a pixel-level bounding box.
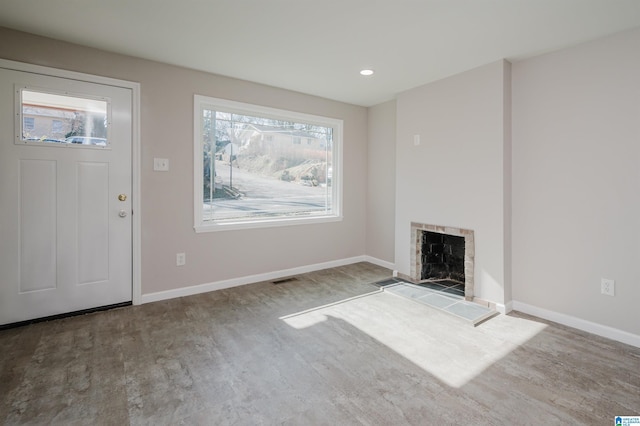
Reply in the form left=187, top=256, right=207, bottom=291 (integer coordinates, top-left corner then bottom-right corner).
left=0, top=58, right=142, bottom=305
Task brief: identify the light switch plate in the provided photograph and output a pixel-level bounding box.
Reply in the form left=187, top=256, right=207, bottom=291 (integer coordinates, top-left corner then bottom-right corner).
left=154, top=158, right=169, bottom=171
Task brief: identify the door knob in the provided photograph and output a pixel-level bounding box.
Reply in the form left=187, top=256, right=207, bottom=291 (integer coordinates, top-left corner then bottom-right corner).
left=119, top=210, right=128, bottom=218
left=118, top=194, right=127, bottom=201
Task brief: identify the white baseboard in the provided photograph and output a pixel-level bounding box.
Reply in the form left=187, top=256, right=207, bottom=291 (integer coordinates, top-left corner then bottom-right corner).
left=496, top=300, right=513, bottom=315
left=141, top=255, right=371, bottom=304
left=363, top=256, right=395, bottom=271
left=512, top=301, right=640, bottom=349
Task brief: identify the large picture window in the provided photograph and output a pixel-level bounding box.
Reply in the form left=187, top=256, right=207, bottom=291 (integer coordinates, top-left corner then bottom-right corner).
left=194, top=95, right=342, bottom=231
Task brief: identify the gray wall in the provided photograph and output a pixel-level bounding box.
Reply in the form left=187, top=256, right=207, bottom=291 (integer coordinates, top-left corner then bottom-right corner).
left=394, top=60, right=512, bottom=305
left=4, top=24, right=639, bottom=338
left=0, top=27, right=369, bottom=296
left=366, top=100, right=396, bottom=265
left=512, top=28, right=640, bottom=335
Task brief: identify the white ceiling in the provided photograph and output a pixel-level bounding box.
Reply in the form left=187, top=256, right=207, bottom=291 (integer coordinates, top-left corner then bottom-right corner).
left=1, top=0, right=640, bottom=106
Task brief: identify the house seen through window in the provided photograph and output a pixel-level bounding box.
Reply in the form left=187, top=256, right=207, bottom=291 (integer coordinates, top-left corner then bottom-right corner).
left=18, top=89, right=109, bottom=147
left=194, top=95, right=342, bottom=231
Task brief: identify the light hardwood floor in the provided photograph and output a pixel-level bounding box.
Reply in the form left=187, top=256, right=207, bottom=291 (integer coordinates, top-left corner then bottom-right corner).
left=1, top=262, right=638, bottom=425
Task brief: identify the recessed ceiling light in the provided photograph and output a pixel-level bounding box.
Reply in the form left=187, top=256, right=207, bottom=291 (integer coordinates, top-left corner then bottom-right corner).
left=360, top=69, right=374, bottom=76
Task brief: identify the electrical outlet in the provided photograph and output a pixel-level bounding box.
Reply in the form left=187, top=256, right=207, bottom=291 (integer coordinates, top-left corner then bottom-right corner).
left=176, top=252, right=186, bottom=266
left=601, top=278, right=615, bottom=296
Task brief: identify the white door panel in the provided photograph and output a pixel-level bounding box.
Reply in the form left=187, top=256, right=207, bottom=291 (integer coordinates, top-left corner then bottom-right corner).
left=19, top=159, right=58, bottom=292
left=0, top=67, right=132, bottom=325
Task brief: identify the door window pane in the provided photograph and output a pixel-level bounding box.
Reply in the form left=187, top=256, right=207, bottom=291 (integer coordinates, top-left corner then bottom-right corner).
left=19, top=89, right=109, bottom=147
left=23, top=117, right=35, bottom=131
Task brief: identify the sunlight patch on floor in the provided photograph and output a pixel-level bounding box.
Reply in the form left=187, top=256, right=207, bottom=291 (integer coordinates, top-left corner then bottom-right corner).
left=281, top=291, right=547, bottom=388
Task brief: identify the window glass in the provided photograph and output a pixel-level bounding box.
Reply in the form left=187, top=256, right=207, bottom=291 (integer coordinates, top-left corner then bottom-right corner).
left=23, top=117, right=35, bottom=131
left=19, top=89, right=109, bottom=147
left=195, top=96, right=342, bottom=230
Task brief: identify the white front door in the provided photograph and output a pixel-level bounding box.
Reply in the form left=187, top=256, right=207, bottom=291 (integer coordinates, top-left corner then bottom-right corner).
left=0, top=67, right=132, bottom=325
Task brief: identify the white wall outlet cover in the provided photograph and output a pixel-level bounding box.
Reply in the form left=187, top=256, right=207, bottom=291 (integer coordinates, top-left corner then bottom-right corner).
left=176, top=252, right=186, bottom=266
left=601, top=278, right=615, bottom=296
left=154, top=158, right=169, bottom=171
left=413, top=135, right=420, bottom=146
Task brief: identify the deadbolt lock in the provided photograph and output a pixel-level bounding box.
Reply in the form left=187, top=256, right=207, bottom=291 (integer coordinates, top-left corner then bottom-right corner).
left=118, top=194, right=127, bottom=202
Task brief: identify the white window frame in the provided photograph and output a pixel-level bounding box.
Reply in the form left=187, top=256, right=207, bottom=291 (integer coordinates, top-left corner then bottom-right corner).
left=194, top=95, right=343, bottom=232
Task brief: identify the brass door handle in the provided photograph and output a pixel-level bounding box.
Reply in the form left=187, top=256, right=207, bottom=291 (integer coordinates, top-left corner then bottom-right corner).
left=118, top=194, right=127, bottom=201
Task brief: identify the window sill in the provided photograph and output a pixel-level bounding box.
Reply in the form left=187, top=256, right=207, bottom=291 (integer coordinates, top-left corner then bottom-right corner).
left=194, top=214, right=343, bottom=233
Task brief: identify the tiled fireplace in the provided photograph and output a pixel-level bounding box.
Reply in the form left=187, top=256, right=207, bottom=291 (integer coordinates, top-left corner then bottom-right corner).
left=405, top=222, right=475, bottom=301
